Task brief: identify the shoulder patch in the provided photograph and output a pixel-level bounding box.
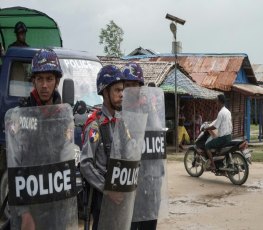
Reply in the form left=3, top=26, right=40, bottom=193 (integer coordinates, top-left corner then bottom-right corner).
left=89, top=126, right=100, bottom=143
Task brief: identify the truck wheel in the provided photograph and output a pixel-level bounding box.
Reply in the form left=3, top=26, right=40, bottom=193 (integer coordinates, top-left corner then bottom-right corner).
left=0, top=170, right=10, bottom=219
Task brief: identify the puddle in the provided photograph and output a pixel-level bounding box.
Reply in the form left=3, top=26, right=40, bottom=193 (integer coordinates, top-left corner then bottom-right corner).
left=168, top=179, right=263, bottom=217
left=169, top=191, right=237, bottom=215
left=245, top=179, right=263, bottom=191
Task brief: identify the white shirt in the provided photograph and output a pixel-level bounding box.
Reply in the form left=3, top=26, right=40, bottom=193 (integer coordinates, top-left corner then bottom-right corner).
left=213, top=106, right=232, bottom=137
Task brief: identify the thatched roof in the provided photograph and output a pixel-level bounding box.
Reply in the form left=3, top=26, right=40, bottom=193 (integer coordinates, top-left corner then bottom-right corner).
left=99, top=57, right=221, bottom=99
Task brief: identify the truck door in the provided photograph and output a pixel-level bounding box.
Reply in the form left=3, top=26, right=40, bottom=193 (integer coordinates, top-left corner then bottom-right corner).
left=0, top=59, right=32, bottom=144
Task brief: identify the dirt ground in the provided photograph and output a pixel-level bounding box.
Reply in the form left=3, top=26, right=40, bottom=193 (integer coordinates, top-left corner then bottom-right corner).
left=2, top=159, right=262, bottom=230
left=157, top=160, right=263, bottom=230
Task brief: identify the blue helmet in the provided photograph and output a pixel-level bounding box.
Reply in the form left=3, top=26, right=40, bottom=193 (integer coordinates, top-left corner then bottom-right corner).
left=97, top=65, right=124, bottom=95
left=31, top=48, right=62, bottom=78
left=122, top=62, right=144, bottom=85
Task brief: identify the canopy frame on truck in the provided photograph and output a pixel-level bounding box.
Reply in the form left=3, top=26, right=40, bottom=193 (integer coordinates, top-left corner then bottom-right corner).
left=0, top=6, right=63, bottom=50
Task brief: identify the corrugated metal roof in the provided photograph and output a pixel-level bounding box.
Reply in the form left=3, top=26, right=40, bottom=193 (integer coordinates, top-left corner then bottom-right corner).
left=232, top=84, right=263, bottom=96
left=177, top=56, right=251, bottom=90
left=201, top=72, right=236, bottom=91
left=160, top=69, right=222, bottom=99
left=123, top=53, right=258, bottom=91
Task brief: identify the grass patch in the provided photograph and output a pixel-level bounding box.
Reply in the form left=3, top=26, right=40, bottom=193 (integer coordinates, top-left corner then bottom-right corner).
left=250, top=124, right=259, bottom=132
left=167, top=153, right=184, bottom=162
left=250, top=145, right=263, bottom=162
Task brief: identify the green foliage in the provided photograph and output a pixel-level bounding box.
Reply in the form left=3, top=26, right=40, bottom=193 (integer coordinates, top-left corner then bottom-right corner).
left=99, top=20, right=124, bottom=57
left=249, top=146, right=263, bottom=162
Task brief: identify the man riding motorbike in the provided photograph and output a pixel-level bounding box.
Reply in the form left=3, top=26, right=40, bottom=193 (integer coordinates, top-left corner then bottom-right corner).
left=203, top=94, right=232, bottom=171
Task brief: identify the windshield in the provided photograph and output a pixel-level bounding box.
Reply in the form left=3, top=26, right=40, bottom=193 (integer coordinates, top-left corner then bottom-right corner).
left=58, top=59, right=102, bottom=106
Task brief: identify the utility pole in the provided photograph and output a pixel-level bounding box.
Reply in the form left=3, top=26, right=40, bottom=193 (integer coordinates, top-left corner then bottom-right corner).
left=165, top=13, right=185, bottom=153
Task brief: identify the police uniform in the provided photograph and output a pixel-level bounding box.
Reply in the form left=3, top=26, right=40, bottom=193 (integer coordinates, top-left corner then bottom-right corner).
left=80, top=104, right=117, bottom=230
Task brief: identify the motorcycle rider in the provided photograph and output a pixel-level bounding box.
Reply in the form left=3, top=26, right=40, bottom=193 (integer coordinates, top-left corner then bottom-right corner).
left=122, top=62, right=163, bottom=230
left=80, top=65, right=125, bottom=230
left=203, top=94, right=232, bottom=171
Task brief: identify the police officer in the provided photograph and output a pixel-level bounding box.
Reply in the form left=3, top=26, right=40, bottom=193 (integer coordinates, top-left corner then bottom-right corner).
left=80, top=65, right=125, bottom=230
left=9, top=21, right=29, bottom=48
left=17, top=48, right=67, bottom=230
left=122, top=62, right=164, bottom=230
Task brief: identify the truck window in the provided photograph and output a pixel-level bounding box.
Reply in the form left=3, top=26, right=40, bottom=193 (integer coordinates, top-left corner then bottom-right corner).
left=59, top=59, right=103, bottom=106
left=9, top=61, right=32, bottom=97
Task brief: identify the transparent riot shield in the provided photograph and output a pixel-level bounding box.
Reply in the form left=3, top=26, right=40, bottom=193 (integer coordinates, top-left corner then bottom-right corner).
left=131, top=86, right=169, bottom=223
left=5, top=104, right=78, bottom=230
left=97, top=87, right=148, bottom=230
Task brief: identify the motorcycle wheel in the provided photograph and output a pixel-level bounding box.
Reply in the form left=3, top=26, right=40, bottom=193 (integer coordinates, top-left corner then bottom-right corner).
left=184, top=148, right=204, bottom=177
left=227, top=152, right=249, bottom=185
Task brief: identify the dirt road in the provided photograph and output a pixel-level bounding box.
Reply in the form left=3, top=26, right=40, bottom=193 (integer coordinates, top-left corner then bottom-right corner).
left=157, top=160, right=263, bottom=230
left=3, top=160, right=262, bottom=230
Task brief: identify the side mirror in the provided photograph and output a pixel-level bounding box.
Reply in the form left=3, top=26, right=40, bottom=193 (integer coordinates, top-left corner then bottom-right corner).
left=73, top=100, right=87, bottom=115
left=62, top=78, right=74, bottom=106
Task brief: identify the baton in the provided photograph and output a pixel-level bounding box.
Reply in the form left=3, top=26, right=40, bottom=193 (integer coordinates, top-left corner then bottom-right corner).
left=83, top=179, right=93, bottom=230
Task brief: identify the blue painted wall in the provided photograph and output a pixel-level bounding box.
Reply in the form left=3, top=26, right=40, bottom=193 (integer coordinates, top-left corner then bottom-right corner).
left=235, top=69, right=249, bottom=84
left=235, top=68, right=251, bottom=141
left=245, top=98, right=251, bottom=141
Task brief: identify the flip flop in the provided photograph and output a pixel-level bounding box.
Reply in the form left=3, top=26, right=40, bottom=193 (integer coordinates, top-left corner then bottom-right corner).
left=207, top=165, right=216, bottom=173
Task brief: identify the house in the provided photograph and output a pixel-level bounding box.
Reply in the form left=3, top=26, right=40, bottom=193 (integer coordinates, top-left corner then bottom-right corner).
left=123, top=53, right=263, bottom=141
left=99, top=56, right=222, bottom=145
left=251, top=64, right=263, bottom=139
left=127, top=47, right=157, bottom=56
left=252, top=64, right=263, bottom=86
left=159, top=66, right=222, bottom=144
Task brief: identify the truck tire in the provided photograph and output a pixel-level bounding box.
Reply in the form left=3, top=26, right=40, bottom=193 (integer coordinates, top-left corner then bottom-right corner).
left=0, top=170, right=10, bottom=219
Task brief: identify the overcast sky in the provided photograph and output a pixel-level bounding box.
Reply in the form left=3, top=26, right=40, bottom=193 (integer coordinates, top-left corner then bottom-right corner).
left=2, top=0, right=263, bottom=64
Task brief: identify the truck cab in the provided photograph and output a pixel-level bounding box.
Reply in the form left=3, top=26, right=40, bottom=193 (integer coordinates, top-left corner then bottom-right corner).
left=0, top=47, right=102, bottom=144
left=0, top=7, right=103, bottom=220
left=0, top=47, right=102, bottom=216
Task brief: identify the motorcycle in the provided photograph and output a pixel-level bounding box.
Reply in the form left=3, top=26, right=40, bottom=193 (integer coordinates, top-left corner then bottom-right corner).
left=184, top=122, right=252, bottom=185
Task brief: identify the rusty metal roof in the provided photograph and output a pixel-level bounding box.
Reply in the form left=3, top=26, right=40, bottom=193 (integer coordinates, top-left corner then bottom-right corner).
left=123, top=53, right=258, bottom=91
left=178, top=56, right=248, bottom=91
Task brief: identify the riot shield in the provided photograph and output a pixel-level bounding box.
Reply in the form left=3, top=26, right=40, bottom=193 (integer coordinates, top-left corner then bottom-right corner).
left=97, top=87, right=148, bottom=230
left=5, top=104, right=78, bottom=230
left=131, top=86, right=169, bottom=223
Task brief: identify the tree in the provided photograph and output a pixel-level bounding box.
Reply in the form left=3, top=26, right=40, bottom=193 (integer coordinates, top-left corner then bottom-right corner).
left=99, top=20, right=124, bottom=57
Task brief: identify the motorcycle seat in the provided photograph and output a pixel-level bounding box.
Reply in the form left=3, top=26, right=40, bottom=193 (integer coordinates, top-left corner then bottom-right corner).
left=212, top=140, right=244, bottom=155
left=224, top=140, right=244, bottom=147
